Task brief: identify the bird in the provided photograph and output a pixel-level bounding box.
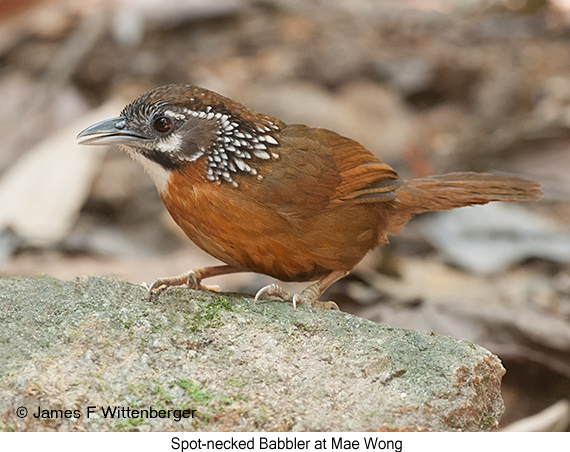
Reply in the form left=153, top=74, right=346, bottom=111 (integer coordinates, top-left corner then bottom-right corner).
left=77, top=84, right=542, bottom=310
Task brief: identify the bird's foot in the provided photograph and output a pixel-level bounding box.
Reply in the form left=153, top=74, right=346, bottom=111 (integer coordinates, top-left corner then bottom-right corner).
left=254, top=283, right=339, bottom=310
left=148, top=268, right=219, bottom=295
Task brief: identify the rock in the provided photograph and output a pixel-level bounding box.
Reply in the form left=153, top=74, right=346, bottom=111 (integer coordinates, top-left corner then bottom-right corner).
left=423, top=203, right=570, bottom=274
left=0, top=100, right=123, bottom=248
left=0, top=276, right=505, bottom=431
left=502, top=399, right=570, bottom=432
left=112, top=0, right=244, bottom=46
left=371, top=55, right=436, bottom=97
left=251, top=80, right=415, bottom=163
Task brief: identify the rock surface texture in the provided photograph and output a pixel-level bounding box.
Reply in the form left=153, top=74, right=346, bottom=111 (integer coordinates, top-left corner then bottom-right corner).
left=0, top=276, right=504, bottom=431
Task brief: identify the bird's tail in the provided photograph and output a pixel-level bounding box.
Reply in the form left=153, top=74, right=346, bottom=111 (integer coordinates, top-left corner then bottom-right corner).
left=394, top=172, right=542, bottom=215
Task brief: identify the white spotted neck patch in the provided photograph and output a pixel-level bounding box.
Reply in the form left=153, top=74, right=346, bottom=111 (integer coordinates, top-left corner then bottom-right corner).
left=178, top=106, right=281, bottom=187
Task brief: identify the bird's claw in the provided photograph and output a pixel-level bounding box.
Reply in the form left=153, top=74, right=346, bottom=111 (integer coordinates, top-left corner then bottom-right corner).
left=148, top=280, right=164, bottom=293
left=147, top=270, right=221, bottom=299
left=147, top=279, right=168, bottom=298
left=253, top=284, right=338, bottom=310
left=254, top=283, right=296, bottom=307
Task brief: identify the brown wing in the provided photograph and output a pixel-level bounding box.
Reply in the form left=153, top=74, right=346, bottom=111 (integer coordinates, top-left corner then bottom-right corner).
left=321, top=129, right=402, bottom=204
left=255, top=125, right=402, bottom=221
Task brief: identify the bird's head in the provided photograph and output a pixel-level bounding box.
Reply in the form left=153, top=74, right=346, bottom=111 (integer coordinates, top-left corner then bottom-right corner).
left=77, top=84, right=281, bottom=189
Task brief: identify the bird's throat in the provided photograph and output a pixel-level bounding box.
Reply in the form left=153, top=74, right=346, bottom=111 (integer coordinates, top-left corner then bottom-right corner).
left=125, top=146, right=173, bottom=194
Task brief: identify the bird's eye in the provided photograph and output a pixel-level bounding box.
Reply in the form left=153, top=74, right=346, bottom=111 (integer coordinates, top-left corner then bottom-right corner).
left=152, top=115, right=173, bottom=133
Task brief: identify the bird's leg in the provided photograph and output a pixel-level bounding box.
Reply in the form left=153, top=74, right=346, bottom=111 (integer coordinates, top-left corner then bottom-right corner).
left=148, top=265, right=242, bottom=293
left=254, top=270, right=348, bottom=310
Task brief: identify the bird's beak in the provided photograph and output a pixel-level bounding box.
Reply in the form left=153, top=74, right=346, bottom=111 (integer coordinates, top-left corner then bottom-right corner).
left=77, top=116, right=148, bottom=146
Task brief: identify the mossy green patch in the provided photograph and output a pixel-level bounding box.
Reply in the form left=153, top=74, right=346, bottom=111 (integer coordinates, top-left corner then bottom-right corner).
left=481, top=414, right=497, bottom=430
left=186, top=296, right=233, bottom=333
left=172, top=378, right=213, bottom=405
left=127, top=382, right=148, bottom=399
left=115, top=417, right=145, bottom=432
left=153, top=380, right=173, bottom=404
left=0, top=422, right=15, bottom=432
left=225, top=377, right=248, bottom=388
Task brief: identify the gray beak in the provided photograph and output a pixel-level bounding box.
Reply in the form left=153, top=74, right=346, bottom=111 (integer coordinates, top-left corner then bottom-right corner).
left=77, top=116, right=149, bottom=146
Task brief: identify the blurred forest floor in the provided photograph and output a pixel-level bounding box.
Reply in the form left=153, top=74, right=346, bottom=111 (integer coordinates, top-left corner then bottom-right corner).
left=1, top=0, right=570, bottom=431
